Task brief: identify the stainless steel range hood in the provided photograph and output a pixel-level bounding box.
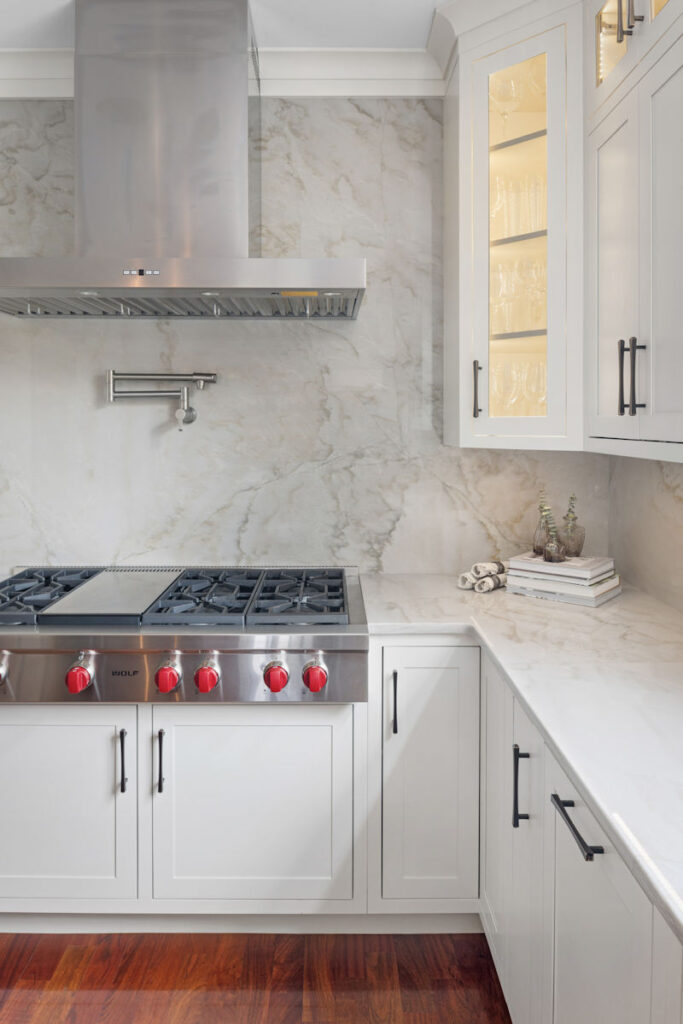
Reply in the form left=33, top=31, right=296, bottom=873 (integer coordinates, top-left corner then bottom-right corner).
left=0, top=0, right=366, bottom=320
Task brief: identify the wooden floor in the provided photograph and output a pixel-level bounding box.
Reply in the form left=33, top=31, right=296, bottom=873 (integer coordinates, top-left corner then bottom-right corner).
left=0, top=932, right=511, bottom=1023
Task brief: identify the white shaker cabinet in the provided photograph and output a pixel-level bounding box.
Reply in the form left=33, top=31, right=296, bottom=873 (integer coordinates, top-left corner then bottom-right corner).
left=480, top=654, right=513, bottom=974
left=651, top=908, right=683, bottom=1024
left=547, top=753, right=653, bottom=1024
left=505, top=700, right=553, bottom=1024
left=446, top=5, right=583, bottom=450
left=152, top=704, right=354, bottom=901
left=381, top=645, right=479, bottom=902
left=586, top=19, right=683, bottom=455
left=0, top=704, right=137, bottom=899
left=480, top=655, right=551, bottom=1024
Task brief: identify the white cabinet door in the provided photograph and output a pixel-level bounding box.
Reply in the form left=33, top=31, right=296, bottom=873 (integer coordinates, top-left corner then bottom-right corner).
left=480, top=653, right=513, bottom=976
left=382, top=646, right=479, bottom=900
left=0, top=705, right=137, bottom=899
left=152, top=704, right=354, bottom=901
left=587, top=90, right=641, bottom=441
left=506, top=700, right=552, bottom=1024
left=638, top=31, right=683, bottom=442
left=452, top=8, right=583, bottom=450
left=651, top=908, right=683, bottom=1024
left=548, top=754, right=653, bottom=1024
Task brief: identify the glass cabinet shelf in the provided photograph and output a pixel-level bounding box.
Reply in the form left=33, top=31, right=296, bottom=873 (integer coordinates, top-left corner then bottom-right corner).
left=491, top=329, right=547, bottom=340
left=491, top=229, right=547, bottom=247
left=490, top=128, right=548, bottom=152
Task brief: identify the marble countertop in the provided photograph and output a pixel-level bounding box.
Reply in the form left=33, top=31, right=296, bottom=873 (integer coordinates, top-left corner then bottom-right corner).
left=360, top=574, right=683, bottom=942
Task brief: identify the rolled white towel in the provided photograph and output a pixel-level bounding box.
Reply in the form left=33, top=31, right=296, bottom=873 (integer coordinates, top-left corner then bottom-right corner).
left=474, top=572, right=507, bottom=593
left=472, top=560, right=508, bottom=579
left=458, top=571, right=476, bottom=590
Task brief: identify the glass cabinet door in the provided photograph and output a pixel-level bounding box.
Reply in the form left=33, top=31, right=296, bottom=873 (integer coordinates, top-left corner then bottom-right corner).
left=467, top=24, right=571, bottom=443
left=488, top=54, right=548, bottom=419
left=596, top=0, right=629, bottom=86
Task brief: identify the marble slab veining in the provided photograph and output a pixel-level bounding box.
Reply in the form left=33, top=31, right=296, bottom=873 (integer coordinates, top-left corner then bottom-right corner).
left=361, top=573, right=683, bottom=943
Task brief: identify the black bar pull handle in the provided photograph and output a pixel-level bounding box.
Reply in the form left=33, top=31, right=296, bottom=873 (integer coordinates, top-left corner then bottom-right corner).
left=473, top=360, right=482, bottom=418
left=158, top=729, right=165, bottom=794
left=512, top=744, right=530, bottom=828
left=617, top=0, right=633, bottom=42
left=119, top=728, right=128, bottom=794
left=392, top=671, right=398, bottom=734
left=551, top=793, right=605, bottom=861
left=627, top=0, right=644, bottom=29
left=628, top=336, right=646, bottom=416
left=618, top=339, right=627, bottom=416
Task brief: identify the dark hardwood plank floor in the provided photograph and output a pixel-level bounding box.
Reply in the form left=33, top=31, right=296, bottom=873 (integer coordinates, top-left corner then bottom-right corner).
left=0, top=932, right=511, bottom=1024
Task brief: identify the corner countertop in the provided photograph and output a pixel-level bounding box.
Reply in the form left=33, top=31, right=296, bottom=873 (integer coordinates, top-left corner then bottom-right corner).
left=360, top=573, right=683, bottom=943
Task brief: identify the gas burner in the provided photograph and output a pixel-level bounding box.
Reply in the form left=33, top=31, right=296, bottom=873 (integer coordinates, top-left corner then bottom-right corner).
left=0, top=568, right=102, bottom=625
left=246, top=569, right=348, bottom=626
left=142, top=570, right=263, bottom=626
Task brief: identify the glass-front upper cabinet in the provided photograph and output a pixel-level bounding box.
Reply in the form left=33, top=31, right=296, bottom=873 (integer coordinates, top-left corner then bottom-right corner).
left=449, top=11, right=583, bottom=450
left=596, top=0, right=629, bottom=86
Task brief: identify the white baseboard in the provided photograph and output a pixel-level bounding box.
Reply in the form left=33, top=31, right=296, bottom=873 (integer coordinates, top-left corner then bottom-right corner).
left=0, top=912, right=483, bottom=934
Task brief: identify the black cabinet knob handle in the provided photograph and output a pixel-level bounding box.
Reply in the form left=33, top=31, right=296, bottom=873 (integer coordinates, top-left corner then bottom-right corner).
left=392, top=671, right=398, bottom=734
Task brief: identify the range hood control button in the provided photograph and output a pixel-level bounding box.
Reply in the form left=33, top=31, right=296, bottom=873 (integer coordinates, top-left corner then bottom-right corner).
left=264, top=662, right=289, bottom=693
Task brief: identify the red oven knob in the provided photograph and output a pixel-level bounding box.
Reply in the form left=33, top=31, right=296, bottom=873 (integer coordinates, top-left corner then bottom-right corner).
left=156, top=664, right=180, bottom=693
left=264, top=662, right=289, bottom=693
left=303, top=663, right=328, bottom=693
left=66, top=664, right=92, bottom=694
left=195, top=665, right=220, bottom=693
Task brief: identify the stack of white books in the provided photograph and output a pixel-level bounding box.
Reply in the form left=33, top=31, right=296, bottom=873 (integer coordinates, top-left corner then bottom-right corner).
left=507, top=552, right=621, bottom=607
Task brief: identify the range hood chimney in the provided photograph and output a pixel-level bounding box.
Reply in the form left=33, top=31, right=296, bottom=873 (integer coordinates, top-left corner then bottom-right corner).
left=0, top=0, right=365, bottom=320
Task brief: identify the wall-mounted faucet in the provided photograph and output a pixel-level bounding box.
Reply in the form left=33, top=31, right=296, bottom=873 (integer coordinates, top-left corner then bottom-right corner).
left=107, top=371, right=217, bottom=430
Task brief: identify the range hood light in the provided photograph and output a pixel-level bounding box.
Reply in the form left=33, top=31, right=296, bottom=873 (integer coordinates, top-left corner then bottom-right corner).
left=79, top=290, right=99, bottom=297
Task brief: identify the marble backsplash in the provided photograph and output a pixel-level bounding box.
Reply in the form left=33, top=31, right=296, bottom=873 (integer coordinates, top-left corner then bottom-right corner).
left=609, top=458, right=683, bottom=613
left=0, top=97, right=612, bottom=577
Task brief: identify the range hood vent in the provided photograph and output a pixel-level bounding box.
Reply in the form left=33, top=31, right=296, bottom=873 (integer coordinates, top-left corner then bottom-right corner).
left=0, top=0, right=366, bottom=320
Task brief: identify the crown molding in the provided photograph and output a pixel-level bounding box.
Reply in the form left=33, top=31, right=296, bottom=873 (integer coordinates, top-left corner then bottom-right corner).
left=257, top=48, right=445, bottom=97
left=0, top=47, right=445, bottom=100
left=0, top=49, right=73, bottom=98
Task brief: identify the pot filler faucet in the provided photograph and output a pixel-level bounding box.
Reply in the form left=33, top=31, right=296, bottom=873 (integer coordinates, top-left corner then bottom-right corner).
left=107, top=371, right=217, bottom=429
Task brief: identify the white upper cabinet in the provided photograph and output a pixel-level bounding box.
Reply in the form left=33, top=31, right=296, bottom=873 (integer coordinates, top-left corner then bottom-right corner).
left=445, top=6, right=583, bottom=450
left=586, top=90, right=641, bottom=440
left=587, top=0, right=682, bottom=120
left=586, top=18, right=683, bottom=455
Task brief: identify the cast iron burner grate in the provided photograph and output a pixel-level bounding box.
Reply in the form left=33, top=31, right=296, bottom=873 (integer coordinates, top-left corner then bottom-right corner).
left=142, top=569, right=264, bottom=626
left=0, top=568, right=103, bottom=625
left=246, top=569, right=348, bottom=626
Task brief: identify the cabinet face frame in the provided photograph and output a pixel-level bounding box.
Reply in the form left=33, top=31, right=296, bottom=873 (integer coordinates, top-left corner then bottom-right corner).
left=452, top=7, right=583, bottom=451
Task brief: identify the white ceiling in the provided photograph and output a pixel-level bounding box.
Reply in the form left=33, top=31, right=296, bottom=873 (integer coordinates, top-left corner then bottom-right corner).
left=0, top=0, right=439, bottom=50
